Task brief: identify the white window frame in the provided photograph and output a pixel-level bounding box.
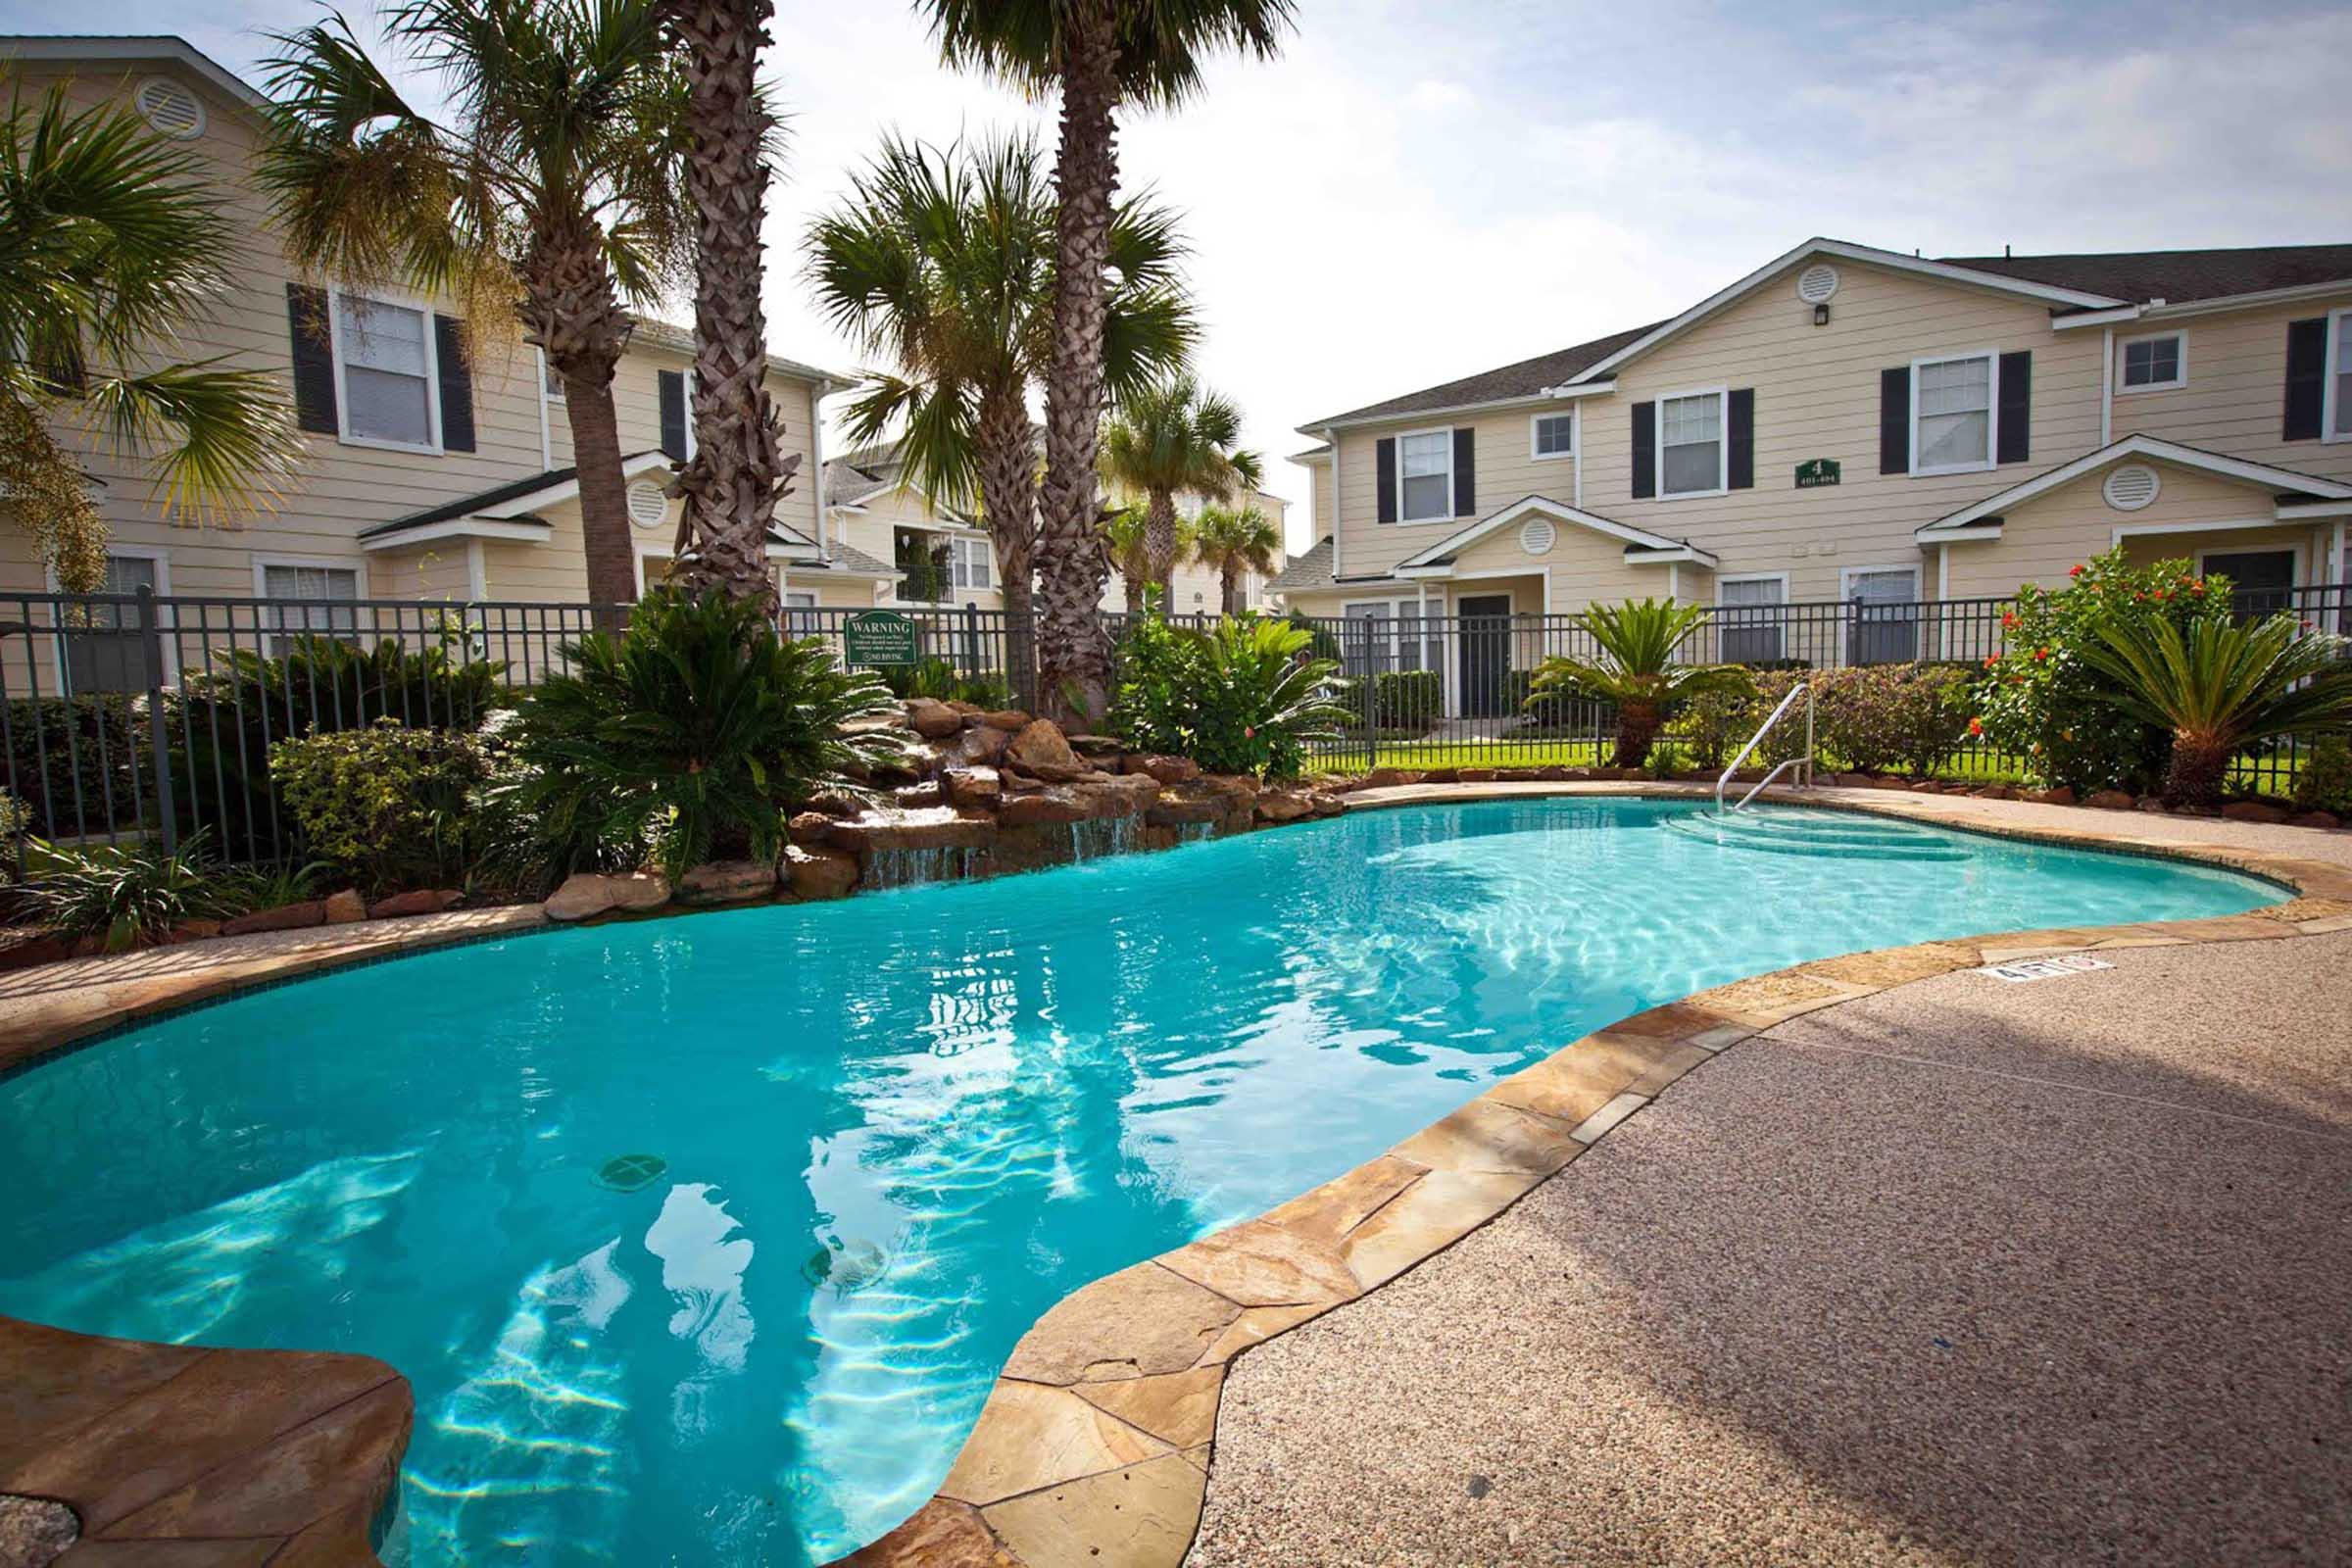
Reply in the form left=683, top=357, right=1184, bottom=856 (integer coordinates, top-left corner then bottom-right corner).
left=681, top=368, right=700, bottom=461
left=1529, top=412, right=1575, bottom=462
left=949, top=534, right=993, bottom=592
left=1908, top=350, right=1998, bottom=477
left=1713, top=571, right=1788, bottom=663
left=538, top=347, right=566, bottom=404
left=2326, top=306, right=2352, bottom=445
left=2192, top=543, right=2304, bottom=584
left=2115, top=330, right=2186, bottom=395
left=253, top=554, right=368, bottom=657
left=1653, top=385, right=1730, bottom=500
left=1393, top=426, right=1457, bottom=524
left=47, top=545, right=175, bottom=691
left=1838, top=563, right=1922, bottom=666
left=325, top=284, right=443, bottom=455
left=1340, top=596, right=1439, bottom=672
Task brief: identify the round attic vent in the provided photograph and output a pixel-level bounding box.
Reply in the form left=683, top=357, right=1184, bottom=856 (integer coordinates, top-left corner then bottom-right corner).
left=1795, top=264, right=1840, bottom=305
left=134, top=77, right=205, bottom=140
left=626, top=479, right=669, bottom=528
left=1519, top=516, right=1558, bottom=557
left=2102, top=465, right=2161, bottom=512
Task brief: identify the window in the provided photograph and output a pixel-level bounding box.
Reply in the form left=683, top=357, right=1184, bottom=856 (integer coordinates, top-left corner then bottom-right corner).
left=1715, top=575, right=1787, bottom=665
left=1912, top=354, right=1993, bottom=473
left=950, top=536, right=993, bottom=591
left=781, top=590, right=820, bottom=635
left=63, top=553, right=165, bottom=694
left=259, top=561, right=360, bottom=656
left=2118, top=332, right=2184, bottom=393
left=1844, top=566, right=1921, bottom=665
left=2330, top=309, right=2352, bottom=442
left=540, top=349, right=565, bottom=402
left=1531, top=412, right=1574, bottom=460
left=1658, top=391, right=1724, bottom=496
left=2200, top=549, right=2298, bottom=621
left=1397, top=431, right=1453, bottom=521
left=332, top=292, right=437, bottom=450
left=1341, top=599, right=1437, bottom=678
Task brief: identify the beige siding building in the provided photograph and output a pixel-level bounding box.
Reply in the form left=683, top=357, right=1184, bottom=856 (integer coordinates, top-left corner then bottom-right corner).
left=1273, top=237, right=2352, bottom=710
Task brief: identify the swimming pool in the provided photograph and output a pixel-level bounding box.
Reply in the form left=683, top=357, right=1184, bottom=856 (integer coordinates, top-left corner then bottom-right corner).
left=0, top=798, right=2279, bottom=1564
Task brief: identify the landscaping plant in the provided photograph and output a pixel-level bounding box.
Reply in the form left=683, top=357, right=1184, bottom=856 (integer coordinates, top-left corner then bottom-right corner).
left=1526, top=599, right=1751, bottom=769
left=1107, top=613, right=1348, bottom=778
left=2292, top=736, right=2352, bottom=816
left=877, top=657, right=1014, bottom=712
left=20, top=830, right=251, bottom=952
left=1099, top=372, right=1261, bottom=603
left=271, top=719, right=501, bottom=892
left=1663, top=669, right=1762, bottom=770
left=1970, top=551, right=2234, bottom=795
left=501, top=588, right=910, bottom=878
left=1810, top=664, right=1974, bottom=775
left=2077, top=612, right=2352, bottom=808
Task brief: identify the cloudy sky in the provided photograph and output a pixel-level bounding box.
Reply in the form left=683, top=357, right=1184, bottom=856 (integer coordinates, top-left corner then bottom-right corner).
left=13, top=0, right=2350, bottom=549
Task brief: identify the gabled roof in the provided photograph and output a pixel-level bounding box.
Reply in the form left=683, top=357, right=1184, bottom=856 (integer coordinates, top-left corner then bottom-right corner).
left=1915, top=434, right=2352, bottom=541
left=360, top=452, right=670, bottom=541
left=1, top=34, right=270, bottom=111
left=1394, top=495, right=1692, bottom=574
left=1264, top=535, right=1335, bottom=594
left=1940, top=245, right=2352, bottom=312
left=1300, top=323, right=1650, bottom=430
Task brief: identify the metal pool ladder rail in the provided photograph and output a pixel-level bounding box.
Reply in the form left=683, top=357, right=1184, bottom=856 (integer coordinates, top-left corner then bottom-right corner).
left=1716, top=679, right=1816, bottom=811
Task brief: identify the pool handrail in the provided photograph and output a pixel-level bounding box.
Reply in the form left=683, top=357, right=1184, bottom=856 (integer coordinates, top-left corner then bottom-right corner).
left=1717, top=678, right=1815, bottom=811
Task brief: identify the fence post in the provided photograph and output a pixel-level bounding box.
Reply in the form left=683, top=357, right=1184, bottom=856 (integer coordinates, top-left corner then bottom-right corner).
left=963, top=600, right=980, bottom=678
left=137, top=585, right=177, bottom=857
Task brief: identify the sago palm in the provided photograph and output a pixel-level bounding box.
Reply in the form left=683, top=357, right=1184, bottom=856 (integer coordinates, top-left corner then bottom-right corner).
left=805, top=131, right=1193, bottom=664
left=925, top=0, right=1296, bottom=723
left=1188, top=503, right=1280, bottom=615
left=0, top=81, right=300, bottom=588
left=2081, top=612, right=2352, bottom=808
left=259, top=0, right=694, bottom=608
left=1529, top=598, right=1750, bottom=768
left=657, top=0, right=793, bottom=611
left=1099, top=371, right=1260, bottom=604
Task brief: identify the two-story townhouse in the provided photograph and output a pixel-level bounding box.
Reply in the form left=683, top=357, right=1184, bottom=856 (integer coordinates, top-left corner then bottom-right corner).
left=1271, top=236, right=2352, bottom=714
left=1, top=35, right=877, bottom=682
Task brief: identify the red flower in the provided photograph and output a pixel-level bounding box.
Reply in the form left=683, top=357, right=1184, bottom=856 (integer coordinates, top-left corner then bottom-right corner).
left=2154, top=588, right=2170, bottom=600
left=2069, top=564, right=2085, bottom=577
left=1244, top=725, right=1256, bottom=738
left=2034, top=647, right=2048, bottom=661
left=2000, top=612, right=2019, bottom=629
left=1983, top=655, right=1998, bottom=668
left=1969, top=717, right=1984, bottom=736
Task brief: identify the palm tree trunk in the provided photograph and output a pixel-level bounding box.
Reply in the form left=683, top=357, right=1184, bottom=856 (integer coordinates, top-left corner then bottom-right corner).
left=1220, top=565, right=1240, bottom=616
left=524, top=218, right=639, bottom=613
left=557, top=366, right=638, bottom=611
left=665, top=0, right=788, bottom=616
left=976, top=384, right=1038, bottom=709
left=2164, top=730, right=2230, bottom=808
left=1145, top=486, right=1179, bottom=610
left=1124, top=575, right=1144, bottom=618
left=1614, top=701, right=1661, bottom=770
left=1034, top=0, right=1120, bottom=725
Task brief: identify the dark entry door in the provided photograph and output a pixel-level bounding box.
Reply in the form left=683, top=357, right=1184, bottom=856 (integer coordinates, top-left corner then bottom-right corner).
left=1458, top=595, right=1512, bottom=717
left=2202, top=550, right=2296, bottom=620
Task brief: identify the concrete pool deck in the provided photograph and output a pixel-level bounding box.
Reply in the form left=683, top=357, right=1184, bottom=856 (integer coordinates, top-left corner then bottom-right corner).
left=3, top=786, right=2350, bottom=1566
left=1192, top=927, right=2352, bottom=1567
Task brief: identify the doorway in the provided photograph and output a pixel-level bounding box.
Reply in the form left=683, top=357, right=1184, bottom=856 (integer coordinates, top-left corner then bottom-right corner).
left=1458, top=594, right=1513, bottom=717
left=2199, top=549, right=2296, bottom=620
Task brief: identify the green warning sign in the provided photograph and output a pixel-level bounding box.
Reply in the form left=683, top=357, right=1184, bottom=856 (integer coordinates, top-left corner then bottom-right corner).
left=843, top=610, right=918, bottom=666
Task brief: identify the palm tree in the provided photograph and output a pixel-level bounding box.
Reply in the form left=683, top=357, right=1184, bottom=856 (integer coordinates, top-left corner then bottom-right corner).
left=259, top=0, right=693, bottom=609
left=1528, top=598, right=1751, bottom=769
left=2081, top=612, right=2352, bottom=808
left=806, top=132, right=1193, bottom=688
left=1101, top=502, right=1163, bottom=617
left=0, top=81, right=300, bottom=589
left=657, top=0, right=792, bottom=612
left=925, top=0, right=1296, bottom=723
left=1099, top=371, right=1259, bottom=603
left=1190, top=502, right=1280, bottom=614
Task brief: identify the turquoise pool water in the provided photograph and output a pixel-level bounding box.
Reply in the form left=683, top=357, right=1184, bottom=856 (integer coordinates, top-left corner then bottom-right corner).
left=0, top=799, right=2278, bottom=1563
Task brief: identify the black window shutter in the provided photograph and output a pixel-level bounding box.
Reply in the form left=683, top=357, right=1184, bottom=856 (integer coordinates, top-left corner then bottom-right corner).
left=433, top=315, right=474, bottom=453
left=1995, top=351, right=2031, bottom=465
left=1631, top=401, right=1656, bottom=499
left=659, top=369, right=688, bottom=461
left=2284, top=318, right=2327, bottom=441
left=1879, top=368, right=1909, bottom=474
left=1451, top=427, right=1475, bottom=517
left=1727, top=388, right=1755, bottom=490
left=1375, top=436, right=1397, bottom=524
left=285, top=283, right=337, bottom=434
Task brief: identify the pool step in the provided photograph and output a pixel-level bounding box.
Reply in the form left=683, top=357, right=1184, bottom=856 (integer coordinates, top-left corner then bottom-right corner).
left=1662, top=808, right=1973, bottom=861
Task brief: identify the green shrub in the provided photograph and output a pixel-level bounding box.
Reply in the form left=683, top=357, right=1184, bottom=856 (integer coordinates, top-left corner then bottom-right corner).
left=4, top=695, right=145, bottom=834
left=876, top=656, right=1014, bottom=711
left=20, top=829, right=251, bottom=951
left=1663, top=670, right=1762, bottom=768
left=1645, top=741, right=1691, bottom=779
left=2293, top=736, right=2352, bottom=814
left=500, top=588, right=910, bottom=879
left=1284, top=612, right=1342, bottom=662
left=1970, top=550, right=2234, bottom=794
left=1108, top=613, right=1350, bottom=779
left=1811, top=664, right=1975, bottom=775
left=270, top=720, right=500, bottom=892
left=1367, top=669, right=1440, bottom=729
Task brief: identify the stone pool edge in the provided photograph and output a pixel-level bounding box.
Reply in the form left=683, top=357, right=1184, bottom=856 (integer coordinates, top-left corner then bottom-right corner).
left=1, top=787, right=2345, bottom=1567
left=834, top=784, right=2352, bottom=1568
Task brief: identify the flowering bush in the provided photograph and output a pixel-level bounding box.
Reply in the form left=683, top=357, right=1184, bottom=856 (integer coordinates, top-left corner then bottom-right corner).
left=1969, top=549, right=2234, bottom=794
left=1811, top=664, right=1975, bottom=775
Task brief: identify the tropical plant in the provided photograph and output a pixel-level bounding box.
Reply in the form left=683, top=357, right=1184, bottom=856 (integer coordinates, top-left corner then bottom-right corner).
left=1190, top=502, right=1281, bottom=614
left=271, top=719, right=500, bottom=891
left=926, top=0, right=1296, bottom=725
left=20, top=829, right=251, bottom=951
left=1099, top=372, right=1260, bottom=603
left=2292, top=735, right=2352, bottom=815
left=1102, top=502, right=1188, bottom=618
left=806, top=131, right=1194, bottom=661
left=656, top=0, right=794, bottom=610
left=1662, top=669, right=1762, bottom=770
left=1108, top=612, right=1346, bottom=778
left=500, top=588, right=911, bottom=878
left=1970, top=551, right=2237, bottom=795
left=1, top=80, right=300, bottom=588
left=1526, top=599, right=1750, bottom=768
left=258, top=0, right=693, bottom=607
left=875, top=657, right=1014, bottom=712
left=2076, top=612, right=2352, bottom=807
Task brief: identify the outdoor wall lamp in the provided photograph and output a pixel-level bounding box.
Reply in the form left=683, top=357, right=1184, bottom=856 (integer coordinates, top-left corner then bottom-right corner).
left=1812, top=302, right=1831, bottom=327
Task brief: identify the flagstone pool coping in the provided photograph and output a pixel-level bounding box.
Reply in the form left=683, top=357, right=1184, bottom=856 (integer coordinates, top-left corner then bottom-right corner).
left=2, top=787, right=2348, bottom=1568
